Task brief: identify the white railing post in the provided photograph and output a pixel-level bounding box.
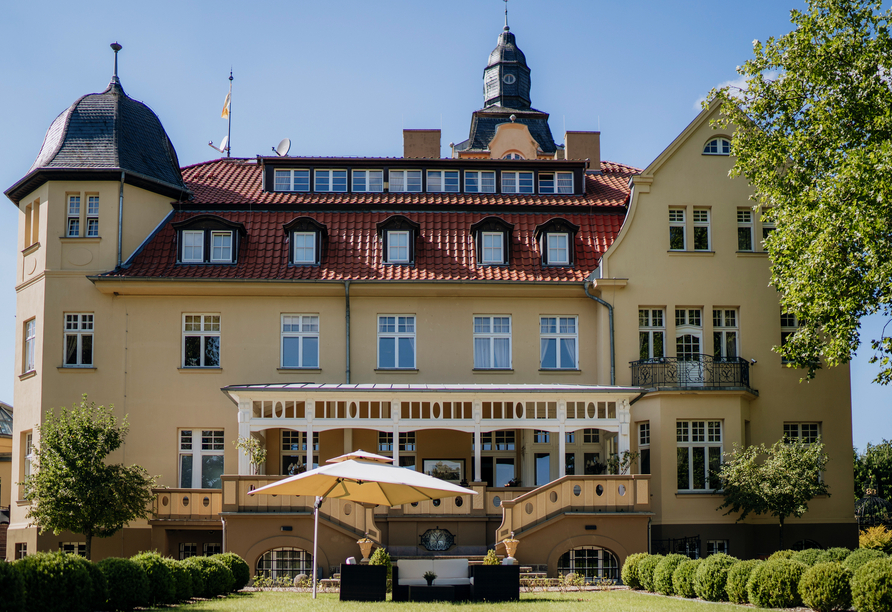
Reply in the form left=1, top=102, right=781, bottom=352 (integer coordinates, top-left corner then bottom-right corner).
left=238, top=399, right=252, bottom=475
left=473, top=401, right=482, bottom=482
left=618, top=398, right=631, bottom=456
left=392, top=398, right=400, bottom=466
left=558, top=400, right=567, bottom=478
left=306, top=399, right=315, bottom=469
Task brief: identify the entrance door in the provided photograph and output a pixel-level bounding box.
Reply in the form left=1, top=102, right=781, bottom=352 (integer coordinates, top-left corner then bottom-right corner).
left=676, top=332, right=704, bottom=385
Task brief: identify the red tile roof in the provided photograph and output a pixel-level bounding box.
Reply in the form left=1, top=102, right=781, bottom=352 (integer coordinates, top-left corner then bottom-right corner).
left=106, top=158, right=637, bottom=283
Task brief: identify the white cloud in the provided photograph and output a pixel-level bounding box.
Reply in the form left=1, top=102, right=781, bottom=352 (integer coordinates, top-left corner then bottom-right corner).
left=693, top=74, right=749, bottom=112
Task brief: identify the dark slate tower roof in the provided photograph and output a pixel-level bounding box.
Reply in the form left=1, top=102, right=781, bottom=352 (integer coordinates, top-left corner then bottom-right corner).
left=5, top=55, right=188, bottom=204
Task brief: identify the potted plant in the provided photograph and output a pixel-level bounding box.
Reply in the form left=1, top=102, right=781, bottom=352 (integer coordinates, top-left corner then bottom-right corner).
left=233, top=435, right=267, bottom=475
left=503, top=531, right=519, bottom=560
left=423, top=570, right=437, bottom=586
left=357, top=534, right=374, bottom=563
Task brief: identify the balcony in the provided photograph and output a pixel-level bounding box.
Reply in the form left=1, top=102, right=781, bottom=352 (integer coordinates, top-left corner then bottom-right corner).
left=630, top=355, right=755, bottom=392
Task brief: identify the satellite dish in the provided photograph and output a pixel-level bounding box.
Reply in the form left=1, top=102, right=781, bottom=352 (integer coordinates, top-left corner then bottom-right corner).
left=273, top=138, right=291, bottom=157
left=220, top=136, right=229, bottom=153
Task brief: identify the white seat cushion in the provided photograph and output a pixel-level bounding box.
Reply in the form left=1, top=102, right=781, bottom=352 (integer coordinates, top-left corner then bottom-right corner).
left=436, top=578, right=471, bottom=586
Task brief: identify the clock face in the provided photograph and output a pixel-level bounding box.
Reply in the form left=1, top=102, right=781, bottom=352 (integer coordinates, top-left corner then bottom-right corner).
left=502, top=74, right=516, bottom=84
left=420, top=528, right=455, bottom=552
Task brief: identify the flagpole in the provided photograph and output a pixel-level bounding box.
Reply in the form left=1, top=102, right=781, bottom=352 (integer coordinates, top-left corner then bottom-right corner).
left=226, top=70, right=232, bottom=158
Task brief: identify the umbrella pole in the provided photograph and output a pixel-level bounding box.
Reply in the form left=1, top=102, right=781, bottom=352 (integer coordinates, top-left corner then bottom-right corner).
left=312, top=496, right=321, bottom=599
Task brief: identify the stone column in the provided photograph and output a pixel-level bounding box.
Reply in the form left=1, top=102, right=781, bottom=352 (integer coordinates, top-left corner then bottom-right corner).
left=306, top=399, right=315, bottom=469
left=392, top=398, right=401, bottom=467
left=618, top=398, right=631, bottom=456
left=237, top=399, right=252, bottom=476
left=473, top=400, right=483, bottom=482
left=558, top=400, right=567, bottom=478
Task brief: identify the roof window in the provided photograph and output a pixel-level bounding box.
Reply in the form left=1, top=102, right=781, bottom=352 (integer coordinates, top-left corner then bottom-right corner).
left=377, top=215, right=420, bottom=265
left=173, top=215, right=246, bottom=264
left=535, top=218, right=579, bottom=267
left=470, top=217, right=514, bottom=266
left=283, top=217, right=327, bottom=266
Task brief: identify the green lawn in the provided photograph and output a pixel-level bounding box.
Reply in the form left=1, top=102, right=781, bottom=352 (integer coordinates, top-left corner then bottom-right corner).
left=150, top=590, right=763, bottom=612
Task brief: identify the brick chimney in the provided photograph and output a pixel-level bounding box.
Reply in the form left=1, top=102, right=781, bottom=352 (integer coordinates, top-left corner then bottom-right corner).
left=403, top=129, right=441, bottom=158
left=564, top=131, right=601, bottom=172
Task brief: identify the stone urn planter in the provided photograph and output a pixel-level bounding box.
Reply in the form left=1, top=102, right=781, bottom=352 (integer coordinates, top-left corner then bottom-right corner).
left=503, top=532, right=519, bottom=563
left=357, top=537, right=374, bottom=563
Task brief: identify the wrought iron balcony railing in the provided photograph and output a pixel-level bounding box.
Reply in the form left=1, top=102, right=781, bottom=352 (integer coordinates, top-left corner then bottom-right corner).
left=630, top=354, right=752, bottom=390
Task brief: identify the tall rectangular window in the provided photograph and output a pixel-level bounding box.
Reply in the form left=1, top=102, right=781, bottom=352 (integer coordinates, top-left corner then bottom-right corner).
left=314, top=169, right=347, bottom=193
left=473, top=316, right=511, bottom=369
left=501, top=171, right=534, bottom=194
left=183, top=314, right=220, bottom=368
left=427, top=170, right=459, bottom=193
left=86, top=196, right=99, bottom=237
left=293, top=232, right=317, bottom=264
left=481, top=232, right=504, bottom=264
left=389, top=170, right=422, bottom=193
left=761, top=215, right=776, bottom=246
left=67, top=195, right=81, bottom=237
left=538, top=171, right=573, bottom=194
left=386, top=231, right=410, bottom=263
left=693, top=208, right=710, bottom=251
left=182, top=230, right=204, bottom=262
left=781, top=312, right=798, bottom=363
left=282, top=315, right=319, bottom=368
left=24, top=318, right=36, bottom=373
left=178, top=429, right=225, bottom=489
left=546, top=234, right=569, bottom=265
left=274, top=169, right=310, bottom=192
left=15, top=543, right=27, bottom=560
left=210, top=231, right=233, bottom=262
left=639, top=422, right=651, bottom=475
left=378, top=315, right=415, bottom=369
left=677, top=420, right=722, bottom=491
left=465, top=171, right=496, bottom=193
left=713, top=309, right=738, bottom=359
left=64, top=313, right=93, bottom=367
left=540, top=316, right=577, bottom=369
left=23, top=432, right=33, bottom=480
left=352, top=170, right=384, bottom=193
left=639, top=309, right=665, bottom=360
left=669, top=209, right=685, bottom=250
left=737, top=209, right=753, bottom=251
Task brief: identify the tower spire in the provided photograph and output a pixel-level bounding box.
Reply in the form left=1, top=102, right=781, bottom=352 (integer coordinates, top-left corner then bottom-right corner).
left=110, top=41, right=122, bottom=87
left=504, top=0, right=509, bottom=31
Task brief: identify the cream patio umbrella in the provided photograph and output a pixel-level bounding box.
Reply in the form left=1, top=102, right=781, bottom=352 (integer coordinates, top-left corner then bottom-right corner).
left=248, top=449, right=477, bottom=598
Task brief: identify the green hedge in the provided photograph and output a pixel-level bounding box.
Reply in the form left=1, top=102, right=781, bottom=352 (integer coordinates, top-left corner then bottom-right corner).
left=726, top=559, right=761, bottom=604
left=799, top=562, right=852, bottom=612
left=815, top=547, right=850, bottom=564
left=162, top=557, right=193, bottom=601
left=851, top=558, right=892, bottom=612
left=72, top=556, right=107, bottom=612
left=131, top=552, right=176, bottom=605
left=181, top=558, right=206, bottom=599
left=620, top=552, right=649, bottom=589
left=769, top=549, right=796, bottom=560
left=637, top=554, right=664, bottom=592
left=213, top=553, right=250, bottom=591
left=0, top=560, right=25, bottom=612
left=845, top=548, right=888, bottom=573
left=653, top=554, right=689, bottom=596
left=792, top=548, right=824, bottom=566
left=97, top=557, right=150, bottom=611
left=15, top=552, right=91, bottom=612
left=747, top=558, right=807, bottom=609
left=672, top=558, right=701, bottom=598
left=182, top=556, right=235, bottom=598
left=693, top=553, right=737, bottom=601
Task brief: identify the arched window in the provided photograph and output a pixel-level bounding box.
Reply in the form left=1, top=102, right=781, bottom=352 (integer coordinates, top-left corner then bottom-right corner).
left=557, top=546, right=619, bottom=581
left=255, top=547, right=313, bottom=580
left=502, top=152, right=524, bottom=160
left=703, top=138, right=731, bottom=155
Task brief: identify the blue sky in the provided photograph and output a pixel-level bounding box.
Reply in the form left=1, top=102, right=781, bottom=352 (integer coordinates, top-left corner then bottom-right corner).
left=0, top=0, right=888, bottom=449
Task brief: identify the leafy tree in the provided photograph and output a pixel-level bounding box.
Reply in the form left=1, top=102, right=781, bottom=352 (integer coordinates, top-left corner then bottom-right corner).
left=708, top=0, right=892, bottom=382
left=854, top=439, right=892, bottom=500
left=22, top=395, right=157, bottom=560
left=717, top=438, right=829, bottom=550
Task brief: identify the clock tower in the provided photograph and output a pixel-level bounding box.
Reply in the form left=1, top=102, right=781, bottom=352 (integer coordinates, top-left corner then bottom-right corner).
left=483, top=25, right=532, bottom=110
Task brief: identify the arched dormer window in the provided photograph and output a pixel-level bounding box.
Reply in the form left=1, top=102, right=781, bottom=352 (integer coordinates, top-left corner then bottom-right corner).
left=502, top=152, right=524, bottom=160
left=534, top=218, right=580, bottom=267
left=283, top=217, right=327, bottom=266
left=470, top=217, right=514, bottom=266
left=377, top=215, right=420, bottom=265
left=703, top=137, right=731, bottom=155
left=172, top=215, right=246, bottom=264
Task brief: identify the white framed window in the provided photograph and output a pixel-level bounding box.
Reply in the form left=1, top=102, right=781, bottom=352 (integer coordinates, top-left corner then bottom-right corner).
left=282, top=431, right=318, bottom=474
left=86, top=196, right=99, bottom=237
left=15, top=543, right=28, bottom=560
left=737, top=209, right=753, bottom=251
left=538, top=172, right=573, bottom=194
left=23, top=432, right=33, bottom=480
left=534, top=430, right=550, bottom=444
left=427, top=170, right=459, bottom=193
left=781, top=312, right=798, bottom=364
left=583, top=428, right=599, bottom=444
left=256, top=548, right=314, bottom=580
left=639, top=422, right=651, bottom=475
left=669, top=209, right=686, bottom=250
left=282, top=431, right=319, bottom=452
left=501, top=171, right=534, bottom=194
left=183, top=314, right=220, bottom=368
left=210, top=231, right=233, bottom=262
left=784, top=422, right=820, bottom=444
left=503, top=152, right=524, bottom=160
left=465, top=171, right=496, bottom=193
left=639, top=309, right=665, bottom=360
left=204, top=543, right=222, bottom=556
left=179, top=543, right=198, bottom=560
left=713, top=309, right=739, bottom=359
left=676, top=308, right=702, bottom=328
left=389, top=170, right=422, bottom=193
left=473, top=316, right=511, bottom=369
left=293, top=232, right=317, bottom=264
left=378, top=315, right=415, bottom=369
left=693, top=208, right=710, bottom=251
left=352, top=170, right=383, bottom=193
left=546, top=233, right=570, bottom=265
left=274, top=169, right=310, bottom=192
left=639, top=422, right=650, bottom=446
left=386, top=231, right=410, bottom=263
left=566, top=431, right=576, bottom=444
left=182, top=230, right=204, bottom=262
left=703, top=138, right=731, bottom=155
left=67, top=195, right=81, bottom=237
left=178, top=429, right=225, bottom=488
left=761, top=215, right=776, bottom=246
left=24, top=318, right=36, bottom=373
left=540, top=316, right=578, bottom=369
left=481, top=232, right=504, bottom=264
left=281, top=315, right=319, bottom=369
left=557, top=547, right=620, bottom=581
left=706, top=540, right=729, bottom=556
left=314, top=169, right=347, bottom=193
left=61, top=542, right=87, bottom=557
left=64, top=313, right=93, bottom=367
left=677, top=420, right=722, bottom=491
left=473, top=431, right=516, bottom=451
left=378, top=432, right=416, bottom=452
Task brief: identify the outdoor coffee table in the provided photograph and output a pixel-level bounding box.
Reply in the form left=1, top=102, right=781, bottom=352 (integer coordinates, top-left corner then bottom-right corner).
left=407, top=585, right=455, bottom=601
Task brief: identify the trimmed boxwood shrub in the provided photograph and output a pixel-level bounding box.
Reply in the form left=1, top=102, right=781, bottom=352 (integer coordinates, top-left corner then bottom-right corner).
left=816, top=547, right=850, bottom=564
left=0, top=560, right=26, bottom=612
left=654, top=554, right=689, bottom=595
left=71, top=556, right=107, bottom=612
left=799, top=562, right=852, bottom=612
left=694, top=553, right=738, bottom=601
left=181, top=559, right=205, bottom=599
left=726, top=559, right=761, bottom=604
left=97, top=557, right=150, bottom=611
left=213, top=552, right=250, bottom=591
left=769, top=549, right=796, bottom=560
left=620, top=552, right=649, bottom=589
left=845, top=548, right=888, bottom=573
left=15, top=551, right=91, bottom=612
left=162, top=557, right=193, bottom=601
left=182, top=556, right=234, bottom=597
left=792, top=548, right=824, bottom=566
left=747, top=558, right=807, bottom=609
left=637, top=554, right=664, bottom=592
left=672, top=558, right=702, bottom=598
left=132, top=551, right=176, bottom=605
left=851, top=558, right=892, bottom=612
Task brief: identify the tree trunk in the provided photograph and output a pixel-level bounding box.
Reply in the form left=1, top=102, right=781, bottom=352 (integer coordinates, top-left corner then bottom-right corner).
left=85, top=532, right=92, bottom=562
left=778, top=515, right=785, bottom=551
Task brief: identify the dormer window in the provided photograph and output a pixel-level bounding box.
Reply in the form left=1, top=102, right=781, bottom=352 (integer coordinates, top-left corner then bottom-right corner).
left=377, top=215, right=420, bottom=265
left=465, top=171, right=496, bottom=193
left=703, top=138, right=731, bottom=155
left=427, top=170, right=459, bottom=193
left=314, top=169, right=347, bottom=192
left=390, top=170, right=422, bottom=193
left=501, top=171, right=534, bottom=194
left=353, top=170, right=384, bottom=193
left=173, top=215, right=246, bottom=264
left=284, top=217, right=327, bottom=266
left=274, top=169, right=310, bottom=192
left=538, top=172, right=573, bottom=194
left=535, top=218, right=579, bottom=267
left=471, top=217, right=514, bottom=267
